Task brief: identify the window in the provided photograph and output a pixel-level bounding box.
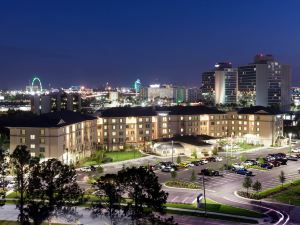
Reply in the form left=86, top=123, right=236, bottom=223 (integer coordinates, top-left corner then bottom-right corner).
left=39, top=147, right=45, bottom=152
left=162, top=123, right=167, bottom=128
left=139, top=124, right=143, bottom=129
left=162, top=129, right=167, bottom=134
left=139, top=130, right=143, bottom=135
left=145, top=117, right=150, bottom=122
left=40, top=138, right=45, bottom=144
left=40, top=129, right=45, bottom=135
left=112, top=125, right=116, bottom=130
left=120, top=118, right=123, bottom=123
left=30, top=135, right=35, bottom=140
left=120, top=125, right=123, bottom=129
left=112, top=132, right=116, bottom=136
left=21, top=129, right=26, bottom=135
left=139, top=118, right=143, bottom=122
left=210, top=122, right=215, bottom=125
left=145, top=130, right=150, bottom=135
left=162, top=117, right=167, bottom=122
left=20, top=138, right=26, bottom=144
left=30, top=144, right=35, bottom=149
left=112, top=119, right=116, bottom=123
left=180, top=116, right=184, bottom=120
left=145, top=124, right=150, bottom=128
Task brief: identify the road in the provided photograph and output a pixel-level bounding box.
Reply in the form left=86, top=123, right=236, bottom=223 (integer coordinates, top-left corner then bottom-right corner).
left=75, top=145, right=300, bottom=224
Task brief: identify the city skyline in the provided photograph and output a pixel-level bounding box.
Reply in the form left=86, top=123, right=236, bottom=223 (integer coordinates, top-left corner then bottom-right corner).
left=1, top=0, right=300, bottom=88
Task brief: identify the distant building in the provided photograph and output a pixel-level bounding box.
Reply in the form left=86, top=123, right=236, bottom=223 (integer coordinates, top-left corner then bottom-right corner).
left=214, top=62, right=238, bottom=105
left=134, top=79, right=142, bottom=93
left=201, top=71, right=215, bottom=103
left=238, top=54, right=291, bottom=111
left=202, top=62, right=238, bottom=105
left=141, top=84, right=186, bottom=104
left=291, top=87, right=300, bottom=109
left=31, top=91, right=81, bottom=115
left=186, top=87, right=201, bottom=103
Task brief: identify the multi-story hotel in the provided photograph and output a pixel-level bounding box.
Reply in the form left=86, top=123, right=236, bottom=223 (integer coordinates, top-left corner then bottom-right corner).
left=7, top=106, right=284, bottom=162
left=7, top=111, right=97, bottom=164
left=96, top=105, right=283, bottom=150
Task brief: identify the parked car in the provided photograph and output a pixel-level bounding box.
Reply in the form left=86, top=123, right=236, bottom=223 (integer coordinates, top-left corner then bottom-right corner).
left=215, top=157, right=223, bottom=162
left=178, top=162, right=189, bottom=168
left=287, top=155, right=298, bottom=161
left=192, top=161, right=204, bottom=166
left=206, top=157, right=217, bottom=162
left=231, top=163, right=244, bottom=171
left=243, top=160, right=257, bottom=166
left=161, top=167, right=175, bottom=172
left=276, top=158, right=287, bottom=165
left=199, top=169, right=220, bottom=176
left=235, top=168, right=252, bottom=176
left=291, top=148, right=300, bottom=153
left=79, top=166, right=93, bottom=172
left=269, top=160, right=281, bottom=167
left=260, top=163, right=273, bottom=169
left=199, top=159, right=208, bottom=164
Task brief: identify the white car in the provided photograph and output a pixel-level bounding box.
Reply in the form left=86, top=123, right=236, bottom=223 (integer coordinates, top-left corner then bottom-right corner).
left=232, top=163, right=244, bottom=170
left=291, top=148, right=300, bottom=153
left=216, top=157, right=223, bottom=162
left=79, top=167, right=92, bottom=172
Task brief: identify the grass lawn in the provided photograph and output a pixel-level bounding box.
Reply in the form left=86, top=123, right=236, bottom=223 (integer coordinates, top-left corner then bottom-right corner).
left=105, top=150, right=145, bottom=162
left=166, top=199, right=264, bottom=218
left=237, top=143, right=261, bottom=151
left=166, top=209, right=258, bottom=224
left=165, top=180, right=200, bottom=189
left=272, top=183, right=300, bottom=206
left=81, top=150, right=146, bottom=166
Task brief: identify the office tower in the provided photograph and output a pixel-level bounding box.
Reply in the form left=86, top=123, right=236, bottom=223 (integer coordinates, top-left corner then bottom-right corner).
left=31, top=91, right=81, bottom=115
left=214, top=62, right=238, bottom=105
left=201, top=71, right=215, bottom=103
left=202, top=62, right=238, bottom=105
left=238, top=54, right=291, bottom=111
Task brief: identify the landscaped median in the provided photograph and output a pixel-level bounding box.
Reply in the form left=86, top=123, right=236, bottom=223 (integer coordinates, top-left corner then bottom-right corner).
left=165, top=180, right=200, bottom=189
left=238, top=178, right=300, bottom=200
left=165, top=199, right=264, bottom=224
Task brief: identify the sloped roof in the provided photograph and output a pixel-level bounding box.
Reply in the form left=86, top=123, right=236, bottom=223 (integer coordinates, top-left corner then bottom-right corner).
left=97, top=105, right=224, bottom=118
left=5, top=111, right=96, bottom=128
left=238, top=106, right=281, bottom=115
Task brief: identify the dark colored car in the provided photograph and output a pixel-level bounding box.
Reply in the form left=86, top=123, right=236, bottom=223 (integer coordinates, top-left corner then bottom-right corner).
left=192, top=161, right=204, bottom=166
left=199, top=169, right=219, bottom=176
left=260, top=163, right=273, bottom=169
left=206, top=157, right=216, bottom=162
left=235, top=168, right=252, bottom=176
left=269, top=160, right=281, bottom=167
left=276, top=158, right=287, bottom=165
left=287, top=155, right=298, bottom=161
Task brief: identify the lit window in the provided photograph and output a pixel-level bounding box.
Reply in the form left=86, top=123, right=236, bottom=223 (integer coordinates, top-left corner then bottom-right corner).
left=21, top=129, right=26, bottom=135
left=30, top=144, right=35, bottom=149
left=163, top=129, right=167, bottom=134
left=112, top=119, right=116, bottom=123
left=162, top=123, right=167, bottom=128
left=139, top=124, right=143, bottom=129
left=112, top=132, right=116, bottom=136
left=40, top=129, right=45, bottom=135
left=40, top=138, right=45, bottom=144
left=145, top=130, right=150, bottom=135
left=30, top=135, right=35, bottom=140
left=180, top=128, right=184, bottom=132
left=139, top=118, right=143, bottom=122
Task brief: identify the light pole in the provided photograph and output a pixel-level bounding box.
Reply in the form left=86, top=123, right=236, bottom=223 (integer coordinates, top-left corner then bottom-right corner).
left=289, top=133, right=292, bottom=156
left=171, top=140, right=174, bottom=163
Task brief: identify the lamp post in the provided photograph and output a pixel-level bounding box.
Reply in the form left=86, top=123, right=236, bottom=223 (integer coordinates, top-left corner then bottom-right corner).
left=289, top=133, right=292, bottom=156
left=171, top=140, right=174, bottom=163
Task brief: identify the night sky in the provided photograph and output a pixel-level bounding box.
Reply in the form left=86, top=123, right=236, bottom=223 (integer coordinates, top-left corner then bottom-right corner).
left=1, top=0, right=300, bottom=89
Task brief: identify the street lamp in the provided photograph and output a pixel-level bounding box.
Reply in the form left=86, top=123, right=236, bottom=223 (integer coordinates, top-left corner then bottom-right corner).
left=171, top=140, right=174, bottom=163
left=289, top=133, right=292, bottom=156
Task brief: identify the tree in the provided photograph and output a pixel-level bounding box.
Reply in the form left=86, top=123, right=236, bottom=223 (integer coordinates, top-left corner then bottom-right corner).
left=190, top=170, right=196, bottom=182
left=137, top=214, right=178, bottom=225
left=252, top=180, right=262, bottom=194
left=242, top=176, right=253, bottom=197
left=91, top=174, right=123, bottom=225
left=279, top=170, right=286, bottom=189
left=240, top=155, right=247, bottom=163
left=117, top=167, right=168, bottom=223
left=170, top=171, right=177, bottom=180
left=10, top=145, right=32, bottom=224
left=0, top=147, right=9, bottom=206
left=26, top=159, right=83, bottom=225
left=176, top=155, right=181, bottom=164
left=257, top=157, right=265, bottom=165
left=191, top=150, right=197, bottom=159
